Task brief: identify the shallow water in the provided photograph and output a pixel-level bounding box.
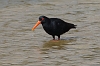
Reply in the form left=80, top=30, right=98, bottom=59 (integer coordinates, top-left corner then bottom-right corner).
left=0, top=0, right=100, bottom=66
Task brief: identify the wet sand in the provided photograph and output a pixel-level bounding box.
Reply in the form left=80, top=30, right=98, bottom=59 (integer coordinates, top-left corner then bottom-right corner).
left=0, top=0, right=100, bottom=66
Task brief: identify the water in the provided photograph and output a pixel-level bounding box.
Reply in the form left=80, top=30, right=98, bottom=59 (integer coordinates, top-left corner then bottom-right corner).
left=0, top=0, right=100, bottom=66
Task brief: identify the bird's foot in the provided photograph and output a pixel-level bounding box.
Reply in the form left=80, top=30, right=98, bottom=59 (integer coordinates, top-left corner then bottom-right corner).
left=53, top=38, right=60, bottom=40
left=50, top=40, right=59, bottom=42
left=50, top=39, right=60, bottom=42
left=58, top=38, right=60, bottom=40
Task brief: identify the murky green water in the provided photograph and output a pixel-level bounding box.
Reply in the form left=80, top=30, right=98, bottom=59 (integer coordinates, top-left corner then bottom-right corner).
left=0, top=0, right=100, bottom=66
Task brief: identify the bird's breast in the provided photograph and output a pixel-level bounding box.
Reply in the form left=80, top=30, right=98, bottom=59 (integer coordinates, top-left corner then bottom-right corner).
left=42, top=23, right=56, bottom=35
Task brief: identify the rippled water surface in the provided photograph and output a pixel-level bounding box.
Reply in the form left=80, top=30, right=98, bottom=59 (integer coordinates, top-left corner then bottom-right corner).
left=0, top=0, right=100, bottom=66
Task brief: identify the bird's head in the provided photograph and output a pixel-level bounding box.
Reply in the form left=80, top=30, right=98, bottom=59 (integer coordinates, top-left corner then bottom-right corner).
left=32, top=16, right=48, bottom=31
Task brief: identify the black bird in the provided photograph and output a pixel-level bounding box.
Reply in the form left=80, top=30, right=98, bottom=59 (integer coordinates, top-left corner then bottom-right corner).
left=32, top=16, right=76, bottom=40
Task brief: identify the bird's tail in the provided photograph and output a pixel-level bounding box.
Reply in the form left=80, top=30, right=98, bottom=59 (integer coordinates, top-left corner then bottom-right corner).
left=73, top=25, right=77, bottom=29
left=69, top=23, right=77, bottom=29
left=66, top=22, right=77, bottom=29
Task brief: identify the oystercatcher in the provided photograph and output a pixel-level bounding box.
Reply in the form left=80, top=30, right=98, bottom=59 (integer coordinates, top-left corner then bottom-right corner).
left=32, top=16, right=76, bottom=40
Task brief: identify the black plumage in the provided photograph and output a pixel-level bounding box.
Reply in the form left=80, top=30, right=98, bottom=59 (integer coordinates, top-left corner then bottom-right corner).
left=32, top=16, right=77, bottom=40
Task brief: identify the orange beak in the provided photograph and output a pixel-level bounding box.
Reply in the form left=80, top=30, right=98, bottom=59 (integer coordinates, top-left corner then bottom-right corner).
left=32, top=21, right=41, bottom=31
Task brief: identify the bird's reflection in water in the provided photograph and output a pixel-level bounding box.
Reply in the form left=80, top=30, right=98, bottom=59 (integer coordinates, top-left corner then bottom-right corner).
left=42, top=37, right=77, bottom=50
left=33, top=37, right=77, bottom=60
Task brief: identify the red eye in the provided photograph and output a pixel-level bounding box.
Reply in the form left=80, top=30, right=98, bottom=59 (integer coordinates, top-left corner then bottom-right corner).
left=42, top=18, right=44, bottom=20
